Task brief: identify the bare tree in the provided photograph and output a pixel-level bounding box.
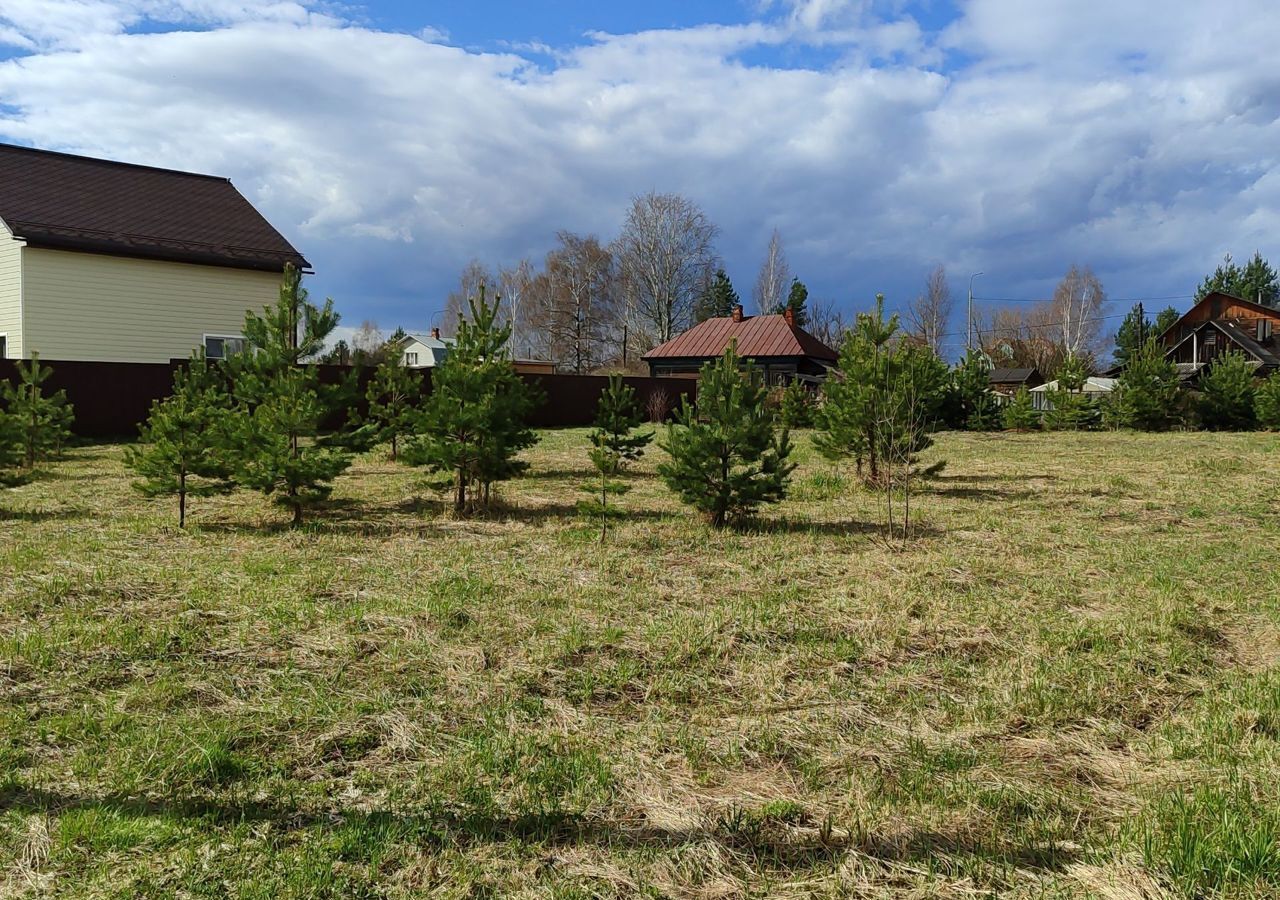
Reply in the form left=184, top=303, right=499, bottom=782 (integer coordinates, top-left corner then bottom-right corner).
left=441, top=259, right=494, bottom=337
left=1051, top=264, right=1107, bottom=365
left=905, top=265, right=953, bottom=356
left=806, top=297, right=850, bottom=349
left=753, top=229, right=790, bottom=315
left=531, top=232, right=616, bottom=374
left=613, top=192, right=719, bottom=350
left=498, top=259, right=535, bottom=358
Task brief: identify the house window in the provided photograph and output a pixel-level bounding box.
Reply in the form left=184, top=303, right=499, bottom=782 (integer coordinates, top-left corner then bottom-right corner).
left=0, top=334, right=6, bottom=359
left=204, top=335, right=246, bottom=360
left=404, top=352, right=419, bottom=366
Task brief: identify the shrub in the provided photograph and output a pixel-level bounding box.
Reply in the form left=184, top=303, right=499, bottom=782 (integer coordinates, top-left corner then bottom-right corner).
left=1198, top=351, right=1257, bottom=430
left=1042, top=357, right=1099, bottom=431
left=778, top=379, right=815, bottom=429
left=1254, top=372, right=1280, bottom=430
left=124, top=356, right=237, bottom=527
left=1002, top=386, right=1040, bottom=431
left=954, top=350, right=1001, bottom=430
left=658, top=345, right=794, bottom=527
left=1106, top=338, right=1181, bottom=431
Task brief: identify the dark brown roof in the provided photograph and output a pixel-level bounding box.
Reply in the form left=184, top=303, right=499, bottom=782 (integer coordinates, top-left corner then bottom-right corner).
left=0, top=144, right=308, bottom=272
left=988, top=367, right=1040, bottom=384
left=642, top=314, right=838, bottom=362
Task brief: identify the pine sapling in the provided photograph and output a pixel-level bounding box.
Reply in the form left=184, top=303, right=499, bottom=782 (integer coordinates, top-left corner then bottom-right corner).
left=0, top=352, right=75, bottom=468
left=364, top=358, right=425, bottom=461
left=658, top=345, right=795, bottom=528
left=1002, top=386, right=1040, bottom=431
left=124, top=357, right=237, bottom=527
left=581, top=374, right=653, bottom=540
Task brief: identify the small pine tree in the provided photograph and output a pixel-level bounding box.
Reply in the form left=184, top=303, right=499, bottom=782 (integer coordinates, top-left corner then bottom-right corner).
left=230, top=264, right=353, bottom=525
left=1106, top=339, right=1180, bottom=431
left=589, top=374, right=653, bottom=475
left=1002, top=386, right=1040, bottom=431
left=0, top=405, right=23, bottom=486
left=0, top=352, right=74, bottom=468
left=1198, top=351, right=1257, bottom=430
left=124, top=356, right=237, bottom=527
left=779, top=379, right=815, bottom=429
left=364, top=359, right=425, bottom=461
left=406, top=285, right=540, bottom=515
left=815, top=295, right=949, bottom=484
left=658, top=345, right=795, bottom=528
left=1042, top=357, right=1099, bottom=431
left=581, top=374, right=653, bottom=540
left=1254, top=372, right=1280, bottom=430
left=953, top=350, right=1001, bottom=430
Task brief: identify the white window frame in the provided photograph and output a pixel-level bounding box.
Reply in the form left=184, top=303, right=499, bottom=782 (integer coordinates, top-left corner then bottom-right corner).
left=0, top=332, right=7, bottom=360
left=404, top=351, right=419, bottom=366
left=203, top=333, right=246, bottom=361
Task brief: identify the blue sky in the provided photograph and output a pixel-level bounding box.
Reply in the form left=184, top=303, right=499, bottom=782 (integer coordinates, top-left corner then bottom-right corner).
left=0, top=0, right=1276, bottom=359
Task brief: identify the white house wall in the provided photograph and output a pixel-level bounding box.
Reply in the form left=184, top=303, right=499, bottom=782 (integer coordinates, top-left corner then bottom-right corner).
left=0, top=222, right=22, bottom=358
left=20, top=247, right=282, bottom=363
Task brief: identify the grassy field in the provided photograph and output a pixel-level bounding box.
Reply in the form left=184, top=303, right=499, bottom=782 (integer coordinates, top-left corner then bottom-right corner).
left=2, top=429, right=1279, bottom=898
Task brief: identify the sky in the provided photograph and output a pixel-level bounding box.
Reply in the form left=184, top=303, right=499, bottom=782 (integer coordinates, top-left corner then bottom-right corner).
left=0, top=0, right=1276, bottom=358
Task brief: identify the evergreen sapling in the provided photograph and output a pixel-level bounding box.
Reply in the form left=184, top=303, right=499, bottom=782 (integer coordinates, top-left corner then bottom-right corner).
left=0, top=352, right=74, bottom=468
left=1002, top=386, right=1040, bottom=431
left=364, top=358, right=425, bottom=461
left=581, top=374, right=653, bottom=540
left=124, top=356, right=237, bottom=527
left=658, top=345, right=794, bottom=527
left=230, top=263, right=353, bottom=525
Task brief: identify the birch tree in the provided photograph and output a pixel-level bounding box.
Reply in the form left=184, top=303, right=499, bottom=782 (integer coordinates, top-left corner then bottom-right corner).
left=906, top=265, right=953, bottom=355
left=1052, top=264, right=1107, bottom=365
left=613, top=192, right=718, bottom=349
left=753, top=229, right=790, bottom=315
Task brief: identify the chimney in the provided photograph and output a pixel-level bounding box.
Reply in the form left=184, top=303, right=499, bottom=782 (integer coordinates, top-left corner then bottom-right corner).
left=731, top=304, right=744, bottom=323
left=431, top=327, right=441, bottom=340
left=783, top=307, right=795, bottom=328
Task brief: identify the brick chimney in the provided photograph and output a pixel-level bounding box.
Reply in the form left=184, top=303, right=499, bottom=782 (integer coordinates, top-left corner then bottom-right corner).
left=731, top=304, right=744, bottom=323
left=783, top=307, right=795, bottom=328
left=431, top=327, right=441, bottom=340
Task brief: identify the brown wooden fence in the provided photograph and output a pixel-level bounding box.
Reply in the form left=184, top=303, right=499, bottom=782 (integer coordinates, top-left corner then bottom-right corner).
left=0, top=359, right=695, bottom=438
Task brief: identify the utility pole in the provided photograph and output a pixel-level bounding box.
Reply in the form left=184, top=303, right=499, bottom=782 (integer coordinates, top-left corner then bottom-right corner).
left=1137, top=301, right=1145, bottom=347
left=967, top=272, right=983, bottom=353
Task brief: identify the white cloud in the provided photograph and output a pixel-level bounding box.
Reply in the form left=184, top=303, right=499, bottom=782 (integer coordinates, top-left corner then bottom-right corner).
left=0, top=0, right=1276, bottom=337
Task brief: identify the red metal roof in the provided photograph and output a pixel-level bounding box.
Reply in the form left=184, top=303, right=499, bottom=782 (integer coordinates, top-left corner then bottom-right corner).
left=642, top=313, right=838, bottom=362
left=0, top=143, right=308, bottom=272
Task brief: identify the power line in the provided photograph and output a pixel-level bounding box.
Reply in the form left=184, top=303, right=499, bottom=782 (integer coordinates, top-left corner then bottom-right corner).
left=972, top=294, right=1193, bottom=304
left=937, top=310, right=1133, bottom=340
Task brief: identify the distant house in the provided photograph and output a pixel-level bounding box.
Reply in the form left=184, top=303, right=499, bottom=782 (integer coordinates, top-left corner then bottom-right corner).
left=1156, top=291, right=1280, bottom=382
left=390, top=327, right=556, bottom=374
left=988, top=367, right=1044, bottom=397
left=1029, top=376, right=1118, bottom=411
left=0, top=144, right=307, bottom=363
left=391, top=329, right=454, bottom=368
left=642, top=304, right=837, bottom=383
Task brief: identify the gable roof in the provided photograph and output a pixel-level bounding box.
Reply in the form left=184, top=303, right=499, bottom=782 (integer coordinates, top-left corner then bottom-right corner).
left=642, top=313, right=838, bottom=362
left=988, top=367, right=1040, bottom=384
left=0, top=143, right=308, bottom=273
left=1158, top=291, right=1280, bottom=342
left=1165, top=318, right=1280, bottom=368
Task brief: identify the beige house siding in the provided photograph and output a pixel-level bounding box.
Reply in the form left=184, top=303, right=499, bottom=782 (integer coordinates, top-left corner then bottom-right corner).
left=20, top=248, right=282, bottom=362
left=0, top=222, right=22, bottom=359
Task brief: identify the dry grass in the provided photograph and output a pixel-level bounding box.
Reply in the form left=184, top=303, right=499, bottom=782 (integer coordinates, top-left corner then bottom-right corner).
left=2, top=429, right=1280, bottom=897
